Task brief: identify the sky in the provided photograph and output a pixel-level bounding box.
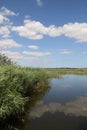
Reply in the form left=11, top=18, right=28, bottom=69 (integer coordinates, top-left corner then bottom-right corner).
left=0, top=0, right=87, bottom=68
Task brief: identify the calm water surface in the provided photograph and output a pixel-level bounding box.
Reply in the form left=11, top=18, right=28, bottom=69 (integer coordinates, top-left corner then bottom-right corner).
left=25, top=75, right=87, bottom=130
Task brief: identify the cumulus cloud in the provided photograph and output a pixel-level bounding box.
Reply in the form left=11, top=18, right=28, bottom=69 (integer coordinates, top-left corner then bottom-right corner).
left=12, top=19, right=48, bottom=40
left=23, top=51, right=51, bottom=57
left=12, top=19, right=62, bottom=40
left=36, top=0, right=43, bottom=7
left=0, top=39, right=22, bottom=49
left=62, top=22, right=87, bottom=42
left=12, top=19, right=87, bottom=42
left=59, top=49, right=72, bottom=54
left=28, top=45, right=39, bottom=50
left=0, top=7, right=87, bottom=42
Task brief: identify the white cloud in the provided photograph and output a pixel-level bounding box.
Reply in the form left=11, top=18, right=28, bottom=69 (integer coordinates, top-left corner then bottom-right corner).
left=12, top=19, right=48, bottom=40
left=48, top=25, right=62, bottom=37
left=23, top=51, right=51, bottom=57
left=0, top=7, right=87, bottom=42
left=0, top=39, right=22, bottom=49
left=0, top=6, right=18, bottom=25
left=62, top=23, right=87, bottom=42
left=0, top=50, right=24, bottom=61
left=59, top=49, right=72, bottom=54
left=12, top=19, right=87, bottom=42
left=28, top=45, right=39, bottom=50
left=12, top=19, right=62, bottom=40
left=0, top=14, right=9, bottom=24
left=0, top=6, right=18, bottom=16
left=0, top=50, right=40, bottom=64
left=0, top=26, right=11, bottom=38
left=36, top=0, right=43, bottom=7
left=0, top=6, right=19, bottom=38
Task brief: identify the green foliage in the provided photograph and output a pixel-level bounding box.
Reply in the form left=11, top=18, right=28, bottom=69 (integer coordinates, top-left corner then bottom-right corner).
left=0, top=65, right=48, bottom=120
left=0, top=54, right=48, bottom=129
left=0, top=65, right=26, bottom=120
left=0, top=53, right=13, bottom=65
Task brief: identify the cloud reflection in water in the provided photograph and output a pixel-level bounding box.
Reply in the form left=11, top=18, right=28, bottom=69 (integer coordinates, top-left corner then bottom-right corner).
left=29, top=96, right=87, bottom=119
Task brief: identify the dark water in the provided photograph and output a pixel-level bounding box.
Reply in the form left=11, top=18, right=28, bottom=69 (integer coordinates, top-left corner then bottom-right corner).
left=24, top=75, right=87, bottom=130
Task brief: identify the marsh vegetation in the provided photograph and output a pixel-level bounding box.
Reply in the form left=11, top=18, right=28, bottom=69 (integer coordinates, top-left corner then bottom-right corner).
left=46, top=68, right=87, bottom=78
left=0, top=53, right=49, bottom=129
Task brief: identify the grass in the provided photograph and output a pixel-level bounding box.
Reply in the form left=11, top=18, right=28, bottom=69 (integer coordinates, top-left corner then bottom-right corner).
left=45, top=68, right=87, bottom=78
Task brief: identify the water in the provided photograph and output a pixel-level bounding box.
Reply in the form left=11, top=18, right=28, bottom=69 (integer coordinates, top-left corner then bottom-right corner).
left=24, top=75, right=87, bottom=130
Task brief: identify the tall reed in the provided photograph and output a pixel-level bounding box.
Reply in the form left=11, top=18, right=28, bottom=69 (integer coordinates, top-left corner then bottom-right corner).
left=0, top=64, right=48, bottom=120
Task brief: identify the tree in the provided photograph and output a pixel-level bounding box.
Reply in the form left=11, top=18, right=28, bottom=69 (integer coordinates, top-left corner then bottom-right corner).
left=0, top=53, right=13, bottom=65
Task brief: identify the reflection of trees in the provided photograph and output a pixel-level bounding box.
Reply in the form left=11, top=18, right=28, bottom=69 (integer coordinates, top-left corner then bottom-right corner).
left=29, top=95, right=87, bottom=119
left=0, top=85, right=50, bottom=130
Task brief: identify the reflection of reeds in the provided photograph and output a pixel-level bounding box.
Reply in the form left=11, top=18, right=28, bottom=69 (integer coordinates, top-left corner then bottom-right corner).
left=0, top=64, right=49, bottom=129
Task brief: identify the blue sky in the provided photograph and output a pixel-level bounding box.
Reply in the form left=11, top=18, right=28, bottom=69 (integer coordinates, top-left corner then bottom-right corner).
left=0, top=0, right=87, bottom=68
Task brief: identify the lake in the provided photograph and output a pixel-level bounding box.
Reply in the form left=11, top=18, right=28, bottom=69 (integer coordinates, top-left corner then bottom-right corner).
left=24, top=74, right=87, bottom=130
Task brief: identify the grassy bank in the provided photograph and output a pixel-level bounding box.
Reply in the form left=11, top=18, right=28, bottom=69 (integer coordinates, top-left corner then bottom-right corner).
left=0, top=64, right=48, bottom=121
left=45, top=68, right=87, bottom=78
